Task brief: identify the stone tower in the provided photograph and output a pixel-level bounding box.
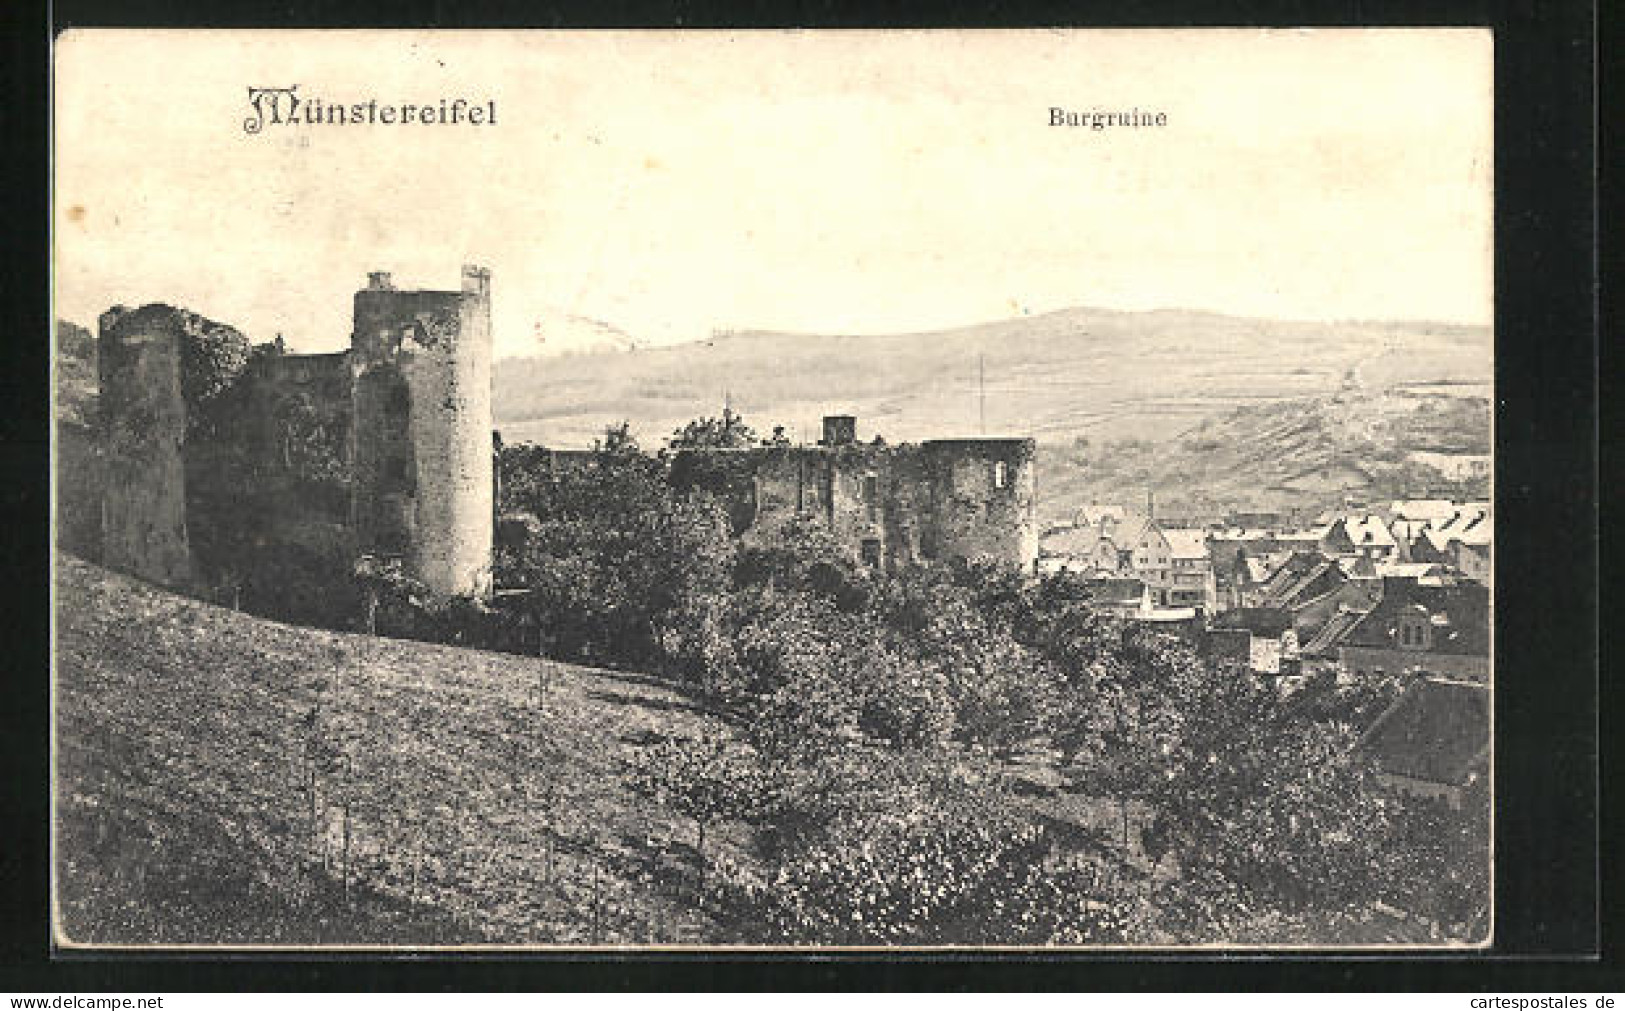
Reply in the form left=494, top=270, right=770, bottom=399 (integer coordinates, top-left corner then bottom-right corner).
left=96, top=305, right=192, bottom=589
left=920, top=438, right=1038, bottom=572
left=350, top=266, right=494, bottom=598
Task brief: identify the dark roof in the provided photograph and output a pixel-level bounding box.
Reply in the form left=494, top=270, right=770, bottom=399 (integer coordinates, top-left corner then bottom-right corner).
left=1301, top=605, right=1368, bottom=657
left=1084, top=577, right=1144, bottom=602
left=1258, top=551, right=1324, bottom=597
left=1343, top=578, right=1490, bottom=656
left=1258, top=553, right=1346, bottom=611
left=1359, top=678, right=1489, bottom=785
left=1213, top=606, right=1293, bottom=638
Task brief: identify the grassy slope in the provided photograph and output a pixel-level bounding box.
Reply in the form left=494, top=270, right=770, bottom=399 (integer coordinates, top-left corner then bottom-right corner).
left=54, top=556, right=752, bottom=947
left=54, top=557, right=1437, bottom=948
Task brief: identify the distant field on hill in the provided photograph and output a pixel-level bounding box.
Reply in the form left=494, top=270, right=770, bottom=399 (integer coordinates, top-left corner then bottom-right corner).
left=1036, top=390, right=1492, bottom=524
left=492, top=307, right=1491, bottom=521
left=54, top=556, right=752, bottom=945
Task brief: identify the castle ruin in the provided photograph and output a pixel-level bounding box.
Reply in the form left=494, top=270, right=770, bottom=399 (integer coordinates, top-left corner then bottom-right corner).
left=351, top=266, right=494, bottom=598
left=94, top=266, right=496, bottom=601
left=668, top=416, right=1038, bottom=572
left=96, top=305, right=197, bottom=588
left=88, top=268, right=1041, bottom=621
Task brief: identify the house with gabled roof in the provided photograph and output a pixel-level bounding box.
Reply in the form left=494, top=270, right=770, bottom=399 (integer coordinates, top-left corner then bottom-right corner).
left=1338, top=576, right=1490, bottom=683
left=1358, top=676, right=1489, bottom=808
left=1314, top=517, right=1360, bottom=557
left=1256, top=551, right=1342, bottom=610
left=1301, top=603, right=1371, bottom=666
left=1387, top=499, right=1460, bottom=524
left=1038, top=515, right=1132, bottom=577
left=1375, top=561, right=1459, bottom=584
left=1162, top=527, right=1215, bottom=611
left=1386, top=504, right=1492, bottom=583
left=1345, top=514, right=1400, bottom=561
left=1435, top=508, right=1491, bottom=584
left=1336, top=554, right=1378, bottom=579
left=1096, top=512, right=1174, bottom=604
left=1074, top=503, right=1128, bottom=529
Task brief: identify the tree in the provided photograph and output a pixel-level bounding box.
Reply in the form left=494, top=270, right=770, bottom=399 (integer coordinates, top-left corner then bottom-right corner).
left=1112, top=651, right=1402, bottom=936
left=666, top=406, right=758, bottom=450
left=1377, top=777, right=1490, bottom=940
left=718, top=750, right=1130, bottom=944
left=734, top=514, right=872, bottom=611
left=629, top=733, right=765, bottom=894
left=495, top=424, right=736, bottom=667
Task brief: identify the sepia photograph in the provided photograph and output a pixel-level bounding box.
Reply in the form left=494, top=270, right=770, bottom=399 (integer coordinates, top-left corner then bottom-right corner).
left=51, top=28, right=1494, bottom=950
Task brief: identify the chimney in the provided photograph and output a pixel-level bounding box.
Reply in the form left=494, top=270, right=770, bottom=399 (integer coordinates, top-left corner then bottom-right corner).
left=822, top=415, right=856, bottom=447
left=367, top=271, right=395, bottom=291
left=461, top=264, right=491, bottom=297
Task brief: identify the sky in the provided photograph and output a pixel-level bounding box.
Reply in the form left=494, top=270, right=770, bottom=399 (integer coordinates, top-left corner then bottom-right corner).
left=54, top=29, right=1493, bottom=358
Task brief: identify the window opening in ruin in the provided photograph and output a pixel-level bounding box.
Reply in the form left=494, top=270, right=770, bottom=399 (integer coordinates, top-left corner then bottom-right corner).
left=385, top=455, right=411, bottom=489
left=864, top=473, right=879, bottom=520
left=385, top=382, right=410, bottom=419
left=861, top=538, right=882, bottom=568
left=994, top=460, right=1008, bottom=488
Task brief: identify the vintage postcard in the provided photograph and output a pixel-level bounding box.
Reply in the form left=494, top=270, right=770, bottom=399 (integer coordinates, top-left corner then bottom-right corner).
left=51, top=28, right=1493, bottom=949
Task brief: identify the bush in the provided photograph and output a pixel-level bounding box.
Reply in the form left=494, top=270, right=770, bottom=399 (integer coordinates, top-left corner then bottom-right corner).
left=734, top=514, right=872, bottom=611
left=720, top=771, right=1128, bottom=945
left=495, top=430, right=736, bottom=667
left=239, top=540, right=363, bottom=630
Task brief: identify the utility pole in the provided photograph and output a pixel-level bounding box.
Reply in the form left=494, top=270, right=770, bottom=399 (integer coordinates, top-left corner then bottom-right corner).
left=978, top=353, right=986, bottom=435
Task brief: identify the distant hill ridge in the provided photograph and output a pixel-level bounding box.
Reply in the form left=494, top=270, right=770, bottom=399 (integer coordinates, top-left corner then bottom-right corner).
left=494, top=305, right=1489, bottom=450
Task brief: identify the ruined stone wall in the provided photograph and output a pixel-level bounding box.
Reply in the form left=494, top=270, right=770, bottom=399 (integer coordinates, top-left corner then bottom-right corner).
left=97, top=306, right=191, bottom=588
left=734, top=445, right=892, bottom=566
left=351, top=267, right=493, bottom=598
left=242, top=350, right=355, bottom=552
left=751, top=448, right=814, bottom=526
left=918, top=439, right=1037, bottom=571
left=880, top=446, right=929, bottom=567
left=673, top=438, right=1034, bottom=571
left=822, top=445, right=891, bottom=565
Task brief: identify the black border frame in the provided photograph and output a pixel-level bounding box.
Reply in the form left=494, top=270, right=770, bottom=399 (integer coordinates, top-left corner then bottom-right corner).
left=6, top=0, right=1605, bottom=991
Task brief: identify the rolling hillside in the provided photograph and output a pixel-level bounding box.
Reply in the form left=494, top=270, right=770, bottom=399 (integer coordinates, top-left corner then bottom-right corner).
left=54, top=556, right=754, bottom=946
left=495, top=307, right=1489, bottom=447
left=493, top=307, right=1491, bottom=520
left=53, top=556, right=1437, bottom=948
left=1036, top=389, right=1492, bottom=524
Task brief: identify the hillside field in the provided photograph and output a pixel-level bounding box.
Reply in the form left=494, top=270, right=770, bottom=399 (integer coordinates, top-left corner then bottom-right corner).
left=491, top=307, right=1491, bottom=522
left=53, top=556, right=1437, bottom=948
left=54, top=556, right=754, bottom=946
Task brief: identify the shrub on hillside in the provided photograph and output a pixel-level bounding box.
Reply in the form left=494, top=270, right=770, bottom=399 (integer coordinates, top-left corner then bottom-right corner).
left=495, top=427, right=736, bottom=667
left=718, top=767, right=1128, bottom=945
